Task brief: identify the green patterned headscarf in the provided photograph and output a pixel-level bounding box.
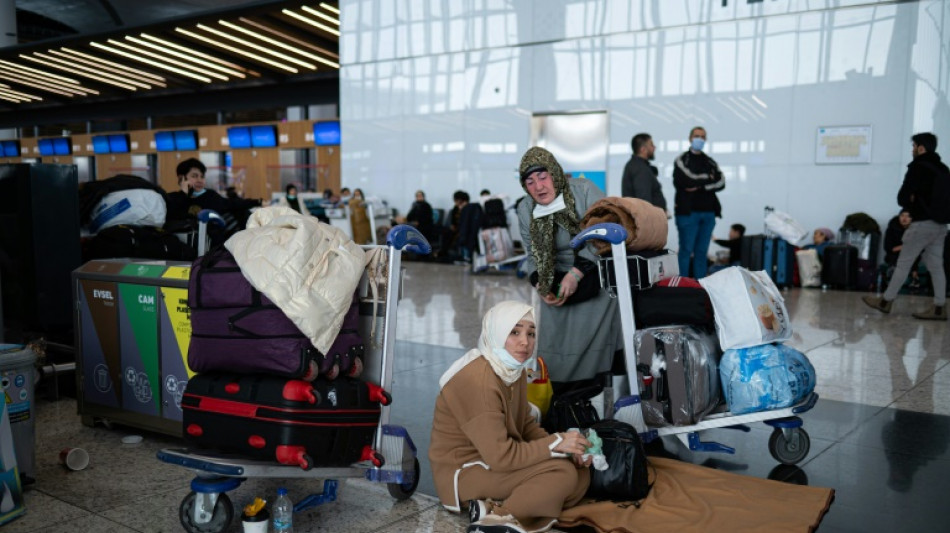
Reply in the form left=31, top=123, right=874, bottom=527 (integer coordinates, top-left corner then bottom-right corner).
left=519, top=147, right=580, bottom=297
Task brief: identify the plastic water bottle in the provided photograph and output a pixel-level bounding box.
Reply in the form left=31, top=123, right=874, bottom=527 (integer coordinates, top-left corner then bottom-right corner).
left=273, top=487, right=293, bottom=533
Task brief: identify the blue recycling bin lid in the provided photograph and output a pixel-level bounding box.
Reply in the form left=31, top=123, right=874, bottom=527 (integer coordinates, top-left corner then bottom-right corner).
left=0, top=345, right=35, bottom=369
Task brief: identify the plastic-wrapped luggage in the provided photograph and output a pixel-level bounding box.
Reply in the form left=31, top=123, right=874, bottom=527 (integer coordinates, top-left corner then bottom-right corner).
left=719, top=344, right=816, bottom=415
left=182, top=373, right=388, bottom=469
left=633, top=325, right=722, bottom=426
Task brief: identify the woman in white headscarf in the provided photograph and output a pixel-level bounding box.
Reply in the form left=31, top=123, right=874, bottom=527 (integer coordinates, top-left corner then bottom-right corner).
left=429, top=301, right=592, bottom=533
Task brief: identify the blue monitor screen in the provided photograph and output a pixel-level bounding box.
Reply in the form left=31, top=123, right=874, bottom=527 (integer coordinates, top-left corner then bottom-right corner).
left=92, top=136, right=111, bottom=154
left=38, top=139, right=55, bottom=156
left=2, top=140, right=20, bottom=157
left=313, top=121, right=341, bottom=146
left=53, top=137, right=71, bottom=155
left=250, top=125, right=277, bottom=148
left=174, top=130, right=198, bottom=151
left=108, top=134, right=130, bottom=153
left=227, top=127, right=251, bottom=149
left=155, top=131, right=175, bottom=152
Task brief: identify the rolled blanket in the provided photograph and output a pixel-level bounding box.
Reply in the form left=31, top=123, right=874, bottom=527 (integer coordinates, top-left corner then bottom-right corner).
left=581, top=196, right=668, bottom=255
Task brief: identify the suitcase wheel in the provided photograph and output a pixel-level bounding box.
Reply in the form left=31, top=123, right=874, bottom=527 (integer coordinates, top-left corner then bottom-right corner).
left=365, top=383, right=392, bottom=406
left=360, top=445, right=385, bottom=468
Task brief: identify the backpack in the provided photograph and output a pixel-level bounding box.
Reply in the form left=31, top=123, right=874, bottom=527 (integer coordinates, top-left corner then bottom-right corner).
left=586, top=419, right=653, bottom=504
left=921, top=162, right=950, bottom=224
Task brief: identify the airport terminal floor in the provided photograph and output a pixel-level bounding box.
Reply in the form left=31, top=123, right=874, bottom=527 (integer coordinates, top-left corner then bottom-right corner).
left=7, top=261, right=950, bottom=533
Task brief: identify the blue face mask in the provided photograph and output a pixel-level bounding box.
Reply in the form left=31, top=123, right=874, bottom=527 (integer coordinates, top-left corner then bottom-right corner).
left=493, top=348, right=530, bottom=370
left=192, top=188, right=206, bottom=197
left=691, top=137, right=705, bottom=152
left=287, top=195, right=296, bottom=200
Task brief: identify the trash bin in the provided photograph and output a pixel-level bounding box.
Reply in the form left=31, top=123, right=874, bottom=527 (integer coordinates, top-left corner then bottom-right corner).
left=0, top=345, right=36, bottom=479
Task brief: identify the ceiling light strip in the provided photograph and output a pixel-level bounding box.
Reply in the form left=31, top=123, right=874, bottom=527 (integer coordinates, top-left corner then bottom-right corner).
left=301, top=5, right=340, bottom=26
left=59, top=48, right=167, bottom=82
left=175, top=28, right=297, bottom=73
left=238, top=18, right=338, bottom=60
left=0, top=88, right=36, bottom=102
left=0, top=65, right=93, bottom=94
left=195, top=24, right=315, bottom=69
left=90, top=42, right=214, bottom=83
left=37, top=52, right=153, bottom=88
left=0, top=84, right=42, bottom=100
left=21, top=54, right=140, bottom=91
left=138, top=34, right=254, bottom=76
left=0, top=74, right=79, bottom=96
left=107, top=39, right=227, bottom=81
left=282, top=9, right=341, bottom=37
left=126, top=36, right=246, bottom=79
left=0, top=59, right=82, bottom=85
left=52, top=49, right=166, bottom=86
left=319, top=3, right=339, bottom=15
left=218, top=20, right=337, bottom=68
left=0, top=93, right=23, bottom=103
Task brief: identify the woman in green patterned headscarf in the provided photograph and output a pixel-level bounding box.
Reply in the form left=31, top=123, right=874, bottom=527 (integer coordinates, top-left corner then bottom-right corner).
left=516, top=147, right=623, bottom=386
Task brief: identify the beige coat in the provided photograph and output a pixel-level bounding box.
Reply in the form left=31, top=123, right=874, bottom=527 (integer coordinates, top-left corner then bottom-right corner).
left=429, top=356, right=561, bottom=510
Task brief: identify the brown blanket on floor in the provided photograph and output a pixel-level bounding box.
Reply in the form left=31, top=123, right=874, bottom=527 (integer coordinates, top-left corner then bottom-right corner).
left=558, top=457, right=834, bottom=533
left=581, top=197, right=668, bottom=255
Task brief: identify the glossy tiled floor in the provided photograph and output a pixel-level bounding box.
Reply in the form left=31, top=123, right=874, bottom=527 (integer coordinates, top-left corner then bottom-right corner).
left=6, top=261, right=950, bottom=532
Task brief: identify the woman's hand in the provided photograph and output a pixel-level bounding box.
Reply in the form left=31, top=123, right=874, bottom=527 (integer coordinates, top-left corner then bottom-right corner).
left=572, top=453, right=593, bottom=468
left=554, top=430, right=591, bottom=456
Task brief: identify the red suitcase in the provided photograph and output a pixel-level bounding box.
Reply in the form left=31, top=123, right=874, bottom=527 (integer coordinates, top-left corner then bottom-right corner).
left=181, top=373, right=390, bottom=469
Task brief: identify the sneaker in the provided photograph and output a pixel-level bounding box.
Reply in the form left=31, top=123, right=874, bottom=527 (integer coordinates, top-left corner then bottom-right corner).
left=912, top=305, right=947, bottom=321
left=468, top=499, right=489, bottom=524
left=862, top=296, right=892, bottom=314
left=467, top=513, right=528, bottom=533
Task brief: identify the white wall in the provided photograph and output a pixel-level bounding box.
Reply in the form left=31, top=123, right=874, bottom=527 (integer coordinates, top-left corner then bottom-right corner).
left=340, top=0, right=950, bottom=247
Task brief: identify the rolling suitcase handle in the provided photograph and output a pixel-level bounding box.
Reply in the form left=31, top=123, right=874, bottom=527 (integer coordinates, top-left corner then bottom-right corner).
left=197, top=209, right=225, bottom=256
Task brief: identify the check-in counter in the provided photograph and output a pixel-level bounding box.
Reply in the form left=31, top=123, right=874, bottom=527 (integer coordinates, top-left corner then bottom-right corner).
left=72, top=259, right=194, bottom=437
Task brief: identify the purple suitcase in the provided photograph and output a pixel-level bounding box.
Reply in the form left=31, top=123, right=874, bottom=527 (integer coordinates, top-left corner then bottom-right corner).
left=187, top=247, right=364, bottom=380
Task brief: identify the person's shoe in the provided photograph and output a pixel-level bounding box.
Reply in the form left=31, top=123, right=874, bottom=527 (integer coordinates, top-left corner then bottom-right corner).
left=467, top=513, right=528, bottom=533
left=467, top=499, right=489, bottom=524
left=862, top=296, right=892, bottom=314
left=912, top=305, right=947, bottom=321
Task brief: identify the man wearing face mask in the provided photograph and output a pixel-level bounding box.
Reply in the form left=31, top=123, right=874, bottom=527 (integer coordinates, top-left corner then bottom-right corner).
left=621, top=132, right=667, bottom=211
left=673, top=126, right=726, bottom=278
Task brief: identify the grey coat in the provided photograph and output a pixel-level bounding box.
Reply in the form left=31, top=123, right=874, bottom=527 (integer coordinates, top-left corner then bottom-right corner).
left=517, top=178, right=623, bottom=382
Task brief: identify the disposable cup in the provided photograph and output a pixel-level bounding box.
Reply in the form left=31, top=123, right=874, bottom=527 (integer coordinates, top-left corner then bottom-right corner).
left=58, top=447, right=90, bottom=471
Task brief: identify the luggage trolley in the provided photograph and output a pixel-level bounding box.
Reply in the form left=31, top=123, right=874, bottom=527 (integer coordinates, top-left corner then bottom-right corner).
left=571, top=223, right=817, bottom=465
left=156, top=224, right=430, bottom=533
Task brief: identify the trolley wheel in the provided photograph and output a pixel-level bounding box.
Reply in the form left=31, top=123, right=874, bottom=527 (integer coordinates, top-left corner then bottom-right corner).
left=301, top=453, right=314, bottom=471
left=768, top=427, right=810, bottom=465
left=179, top=491, right=233, bottom=533
left=387, top=457, right=420, bottom=501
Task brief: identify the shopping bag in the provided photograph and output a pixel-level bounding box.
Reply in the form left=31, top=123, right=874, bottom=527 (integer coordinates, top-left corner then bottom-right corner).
left=795, top=249, right=822, bottom=288
left=526, top=357, right=554, bottom=416
left=698, top=267, right=792, bottom=351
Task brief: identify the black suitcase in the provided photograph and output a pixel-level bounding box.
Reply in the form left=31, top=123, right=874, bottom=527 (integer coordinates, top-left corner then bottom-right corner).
left=182, top=374, right=388, bottom=469
left=740, top=235, right=767, bottom=271
left=822, top=244, right=858, bottom=288
left=633, top=325, right=722, bottom=426
left=633, top=285, right=714, bottom=329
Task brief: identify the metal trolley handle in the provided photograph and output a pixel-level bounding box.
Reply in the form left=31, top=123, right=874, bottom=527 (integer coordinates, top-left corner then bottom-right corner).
left=386, top=224, right=431, bottom=255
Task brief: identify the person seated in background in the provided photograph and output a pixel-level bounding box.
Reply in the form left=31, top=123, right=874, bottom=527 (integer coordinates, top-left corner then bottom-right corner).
left=804, top=227, right=835, bottom=259
left=165, top=158, right=261, bottom=244
left=453, top=190, right=484, bottom=264
left=709, top=223, right=746, bottom=273
left=883, top=210, right=921, bottom=289
left=340, top=187, right=353, bottom=205
left=349, top=188, right=373, bottom=244
left=405, top=190, right=438, bottom=243
left=284, top=184, right=302, bottom=213
left=429, top=301, right=591, bottom=533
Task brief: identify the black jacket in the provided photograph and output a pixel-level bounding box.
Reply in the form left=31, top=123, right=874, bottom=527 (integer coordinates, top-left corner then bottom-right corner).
left=883, top=215, right=907, bottom=265
left=621, top=156, right=666, bottom=209
left=672, top=151, right=725, bottom=217
left=898, top=151, right=947, bottom=222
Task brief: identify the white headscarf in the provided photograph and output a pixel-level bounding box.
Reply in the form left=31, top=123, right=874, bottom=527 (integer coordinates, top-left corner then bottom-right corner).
left=439, top=301, right=537, bottom=389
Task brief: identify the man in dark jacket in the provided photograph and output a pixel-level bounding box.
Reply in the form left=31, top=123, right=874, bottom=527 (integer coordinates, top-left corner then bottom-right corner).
left=864, top=132, right=948, bottom=320
left=673, top=126, right=725, bottom=278
left=621, top=133, right=667, bottom=210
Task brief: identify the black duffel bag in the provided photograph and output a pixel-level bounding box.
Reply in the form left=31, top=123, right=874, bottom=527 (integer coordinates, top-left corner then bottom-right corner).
left=587, top=419, right=653, bottom=504
left=543, top=385, right=601, bottom=433
left=633, top=285, right=713, bottom=329
left=85, top=224, right=197, bottom=262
